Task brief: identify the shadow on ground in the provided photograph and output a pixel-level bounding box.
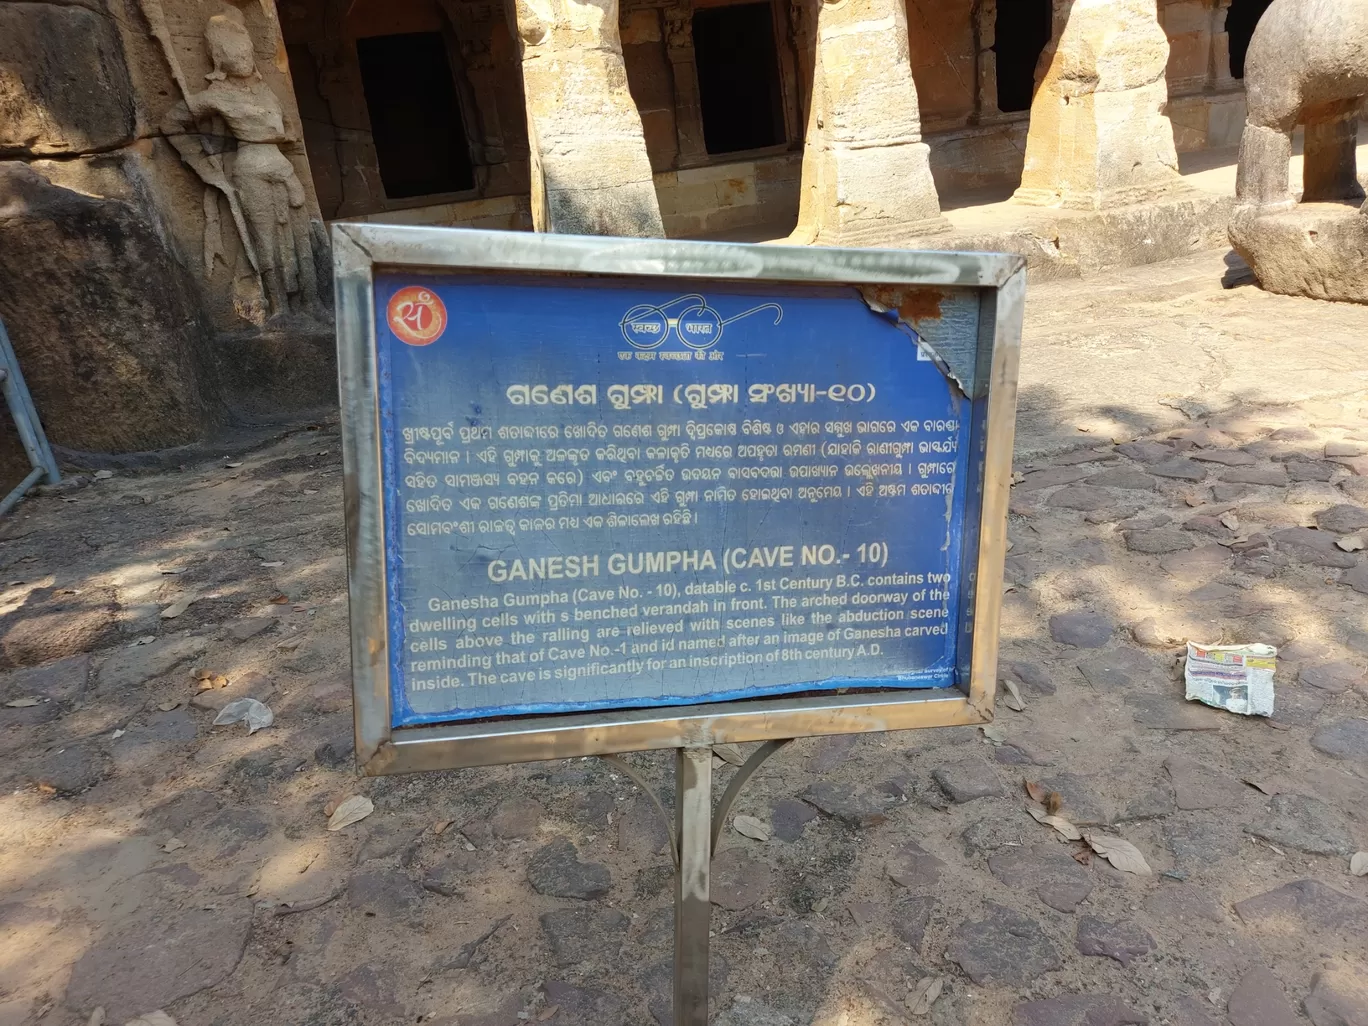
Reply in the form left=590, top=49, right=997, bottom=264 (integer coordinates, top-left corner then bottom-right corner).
left=1, top=267, right=1367, bottom=1026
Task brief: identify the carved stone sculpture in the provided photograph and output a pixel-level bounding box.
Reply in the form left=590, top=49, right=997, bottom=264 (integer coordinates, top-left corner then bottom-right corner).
left=1228, top=0, right=1368, bottom=303
left=161, top=12, right=322, bottom=320
left=512, top=0, right=664, bottom=236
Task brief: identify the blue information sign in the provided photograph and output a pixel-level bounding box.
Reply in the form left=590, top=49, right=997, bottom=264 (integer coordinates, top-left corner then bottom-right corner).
left=375, top=272, right=981, bottom=726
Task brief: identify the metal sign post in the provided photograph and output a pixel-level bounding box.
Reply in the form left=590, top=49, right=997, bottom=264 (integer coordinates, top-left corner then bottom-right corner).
left=676, top=746, right=712, bottom=1025
left=0, top=317, right=60, bottom=516
left=334, top=224, right=1023, bottom=1025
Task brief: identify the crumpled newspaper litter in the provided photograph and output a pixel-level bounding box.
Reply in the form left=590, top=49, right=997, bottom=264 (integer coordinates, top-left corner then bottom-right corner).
left=1184, top=642, right=1276, bottom=716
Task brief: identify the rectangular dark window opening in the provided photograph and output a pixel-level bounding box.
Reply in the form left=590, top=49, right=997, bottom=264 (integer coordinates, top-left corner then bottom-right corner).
left=693, top=2, right=785, bottom=156
left=994, top=0, right=1053, bottom=113
left=356, top=32, right=475, bottom=199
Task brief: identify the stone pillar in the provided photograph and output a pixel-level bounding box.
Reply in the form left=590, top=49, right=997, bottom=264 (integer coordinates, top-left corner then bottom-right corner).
left=789, top=0, right=948, bottom=246
left=1302, top=111, right=1365, bottom=204
left=662, top=1, right=709, bottom=166
left=512, top=0, right=664, bottom=236
left=1014, top=0, right=1185, bottom=209
left=977, top=0, right=1002, bottom=119
left=1209, top=0, right=1237, bottom=91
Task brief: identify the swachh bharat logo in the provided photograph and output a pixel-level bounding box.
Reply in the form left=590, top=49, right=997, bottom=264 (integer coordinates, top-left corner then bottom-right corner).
left=388, top=286, right=448, bottom=346
left=619, top=294, right=782, bottom=350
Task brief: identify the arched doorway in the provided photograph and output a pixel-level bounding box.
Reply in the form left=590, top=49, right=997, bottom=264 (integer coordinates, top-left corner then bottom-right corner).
left=1225, top=0, right=1274, bottom=80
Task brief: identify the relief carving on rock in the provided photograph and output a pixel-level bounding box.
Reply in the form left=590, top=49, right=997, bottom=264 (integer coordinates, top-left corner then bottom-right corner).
left=148, top=4, right=322, bottom=323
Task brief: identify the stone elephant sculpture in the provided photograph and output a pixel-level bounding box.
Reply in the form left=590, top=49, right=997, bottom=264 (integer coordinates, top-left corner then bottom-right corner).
left=1235, top=0, right=1368, bottom=210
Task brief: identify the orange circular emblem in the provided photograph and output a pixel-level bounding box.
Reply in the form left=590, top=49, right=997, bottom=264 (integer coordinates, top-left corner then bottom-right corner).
left=387, top=287, right=447, bottom=346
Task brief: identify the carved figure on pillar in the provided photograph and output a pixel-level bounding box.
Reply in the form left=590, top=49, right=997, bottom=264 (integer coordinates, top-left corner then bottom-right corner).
left=1209, top=0, right=1237, bottom=92
left=1014, top=0, right=1185, bottom=209
left=160, top=12, right=323, bottom=322
left=512, top=0, right=665, bottom=236
left=1228, top=0, right=1368, bottom=304
left=788, top=0, right=949, bottom=246
left=662, top=0, right=708, bottom=166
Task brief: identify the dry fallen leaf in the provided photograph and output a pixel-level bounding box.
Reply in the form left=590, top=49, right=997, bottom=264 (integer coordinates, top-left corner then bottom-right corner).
left=981, top=724, right=1007, bottom=744
left=1351, top=851, right=1368, bottom=877
left=1071, top=849, right=1093, bottom=866
left=260, top=560, right=285, bottom=568
left=1024, top=780, right=1047, bottom=804
left=1027, top=805, right=1083, bottom=841
left=1045, top=792, right=1064, bottom=817
left=908, top=977, right=943, bottom=1016
left=157, top=699, right=182, bottom=712
left=733, top=815, right=772, bottom=842
left=269, top=594, right=289, bottom=604
left=1243, top=777, right=1282, bottom=796
left=537, top=1005, right=559, bottom=1022
left=713, top=743, right=747, bottom=766
left=5, top=697, right=40, bottom=708
left=160, top=594, right=197, bottom=619
left=432, top=819, right=453, bottom=835
left=1002, top=678, right=1025, bottom=712
left=125, top=1012, right=178, bottom=1026
left=161, top=837, right=187, bottom=853
left=327, top=795, right=374, bottom=831
left=1085, top=833, right=1152, bottom=875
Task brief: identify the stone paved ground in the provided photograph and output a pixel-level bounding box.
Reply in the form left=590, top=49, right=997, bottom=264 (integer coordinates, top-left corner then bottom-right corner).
left=1, top=250, right=1367, bottom=1026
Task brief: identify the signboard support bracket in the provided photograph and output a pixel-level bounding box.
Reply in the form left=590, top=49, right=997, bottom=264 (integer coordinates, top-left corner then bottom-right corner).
left=605, top=740, right=794, bottom=1024
left=602, top=753, right=680, bottom=868
left=709, top=739, right=792, bottom=851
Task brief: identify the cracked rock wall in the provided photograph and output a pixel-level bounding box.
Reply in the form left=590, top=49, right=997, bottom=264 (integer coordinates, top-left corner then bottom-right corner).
left=0, top=0, right=333, bottom=453
left=0, top=0, right=223, bottom=452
